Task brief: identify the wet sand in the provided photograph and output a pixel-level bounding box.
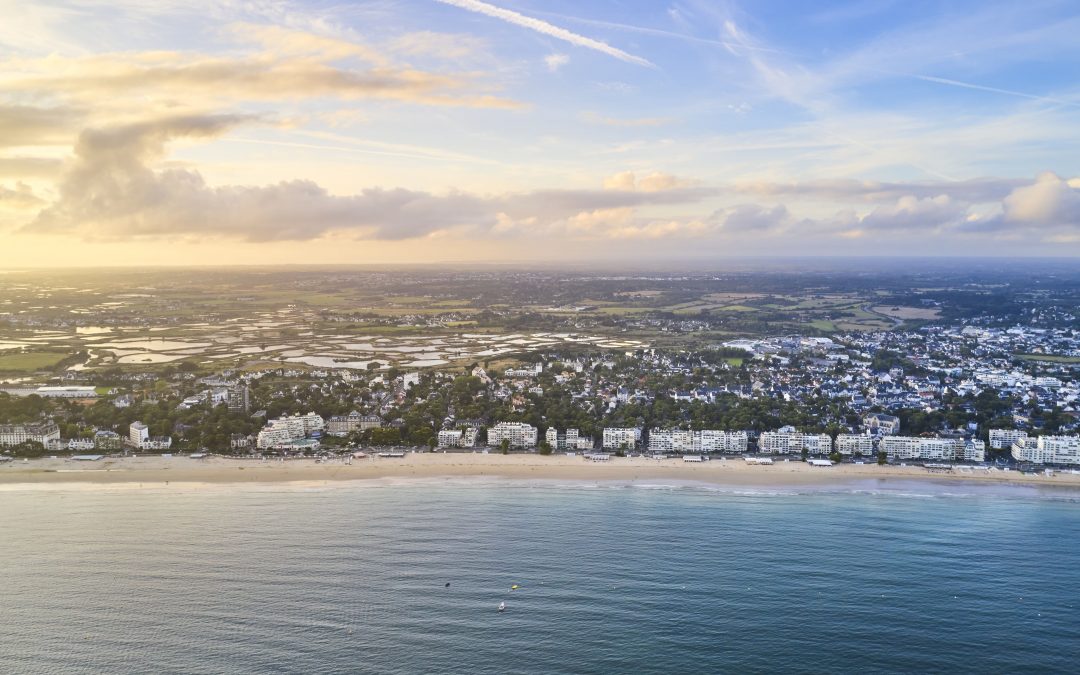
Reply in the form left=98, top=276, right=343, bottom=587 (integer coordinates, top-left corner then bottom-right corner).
left=1, top=453, right=1077, bottom=489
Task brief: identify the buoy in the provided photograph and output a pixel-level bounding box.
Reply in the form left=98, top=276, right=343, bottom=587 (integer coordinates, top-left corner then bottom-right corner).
left=445, top=582, right=451, bottom=588
left=511, top=584, right=519, bottom=590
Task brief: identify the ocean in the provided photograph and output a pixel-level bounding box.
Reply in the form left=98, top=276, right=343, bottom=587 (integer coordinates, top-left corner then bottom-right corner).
left=2, top=479, right=1079, bottom=673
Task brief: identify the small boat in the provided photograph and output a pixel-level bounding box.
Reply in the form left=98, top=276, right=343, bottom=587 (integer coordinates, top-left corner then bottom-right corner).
left=498, top=601, right=506, bottom=613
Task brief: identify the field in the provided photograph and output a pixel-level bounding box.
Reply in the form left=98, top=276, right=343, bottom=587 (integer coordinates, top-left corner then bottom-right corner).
left=1015, top=354, right=1080, bottom=364
left=0, top=350, right=71, bottom=372
left=1, top=264, right=1076, bottom=382
left=871, top=305, right=942, bottom=320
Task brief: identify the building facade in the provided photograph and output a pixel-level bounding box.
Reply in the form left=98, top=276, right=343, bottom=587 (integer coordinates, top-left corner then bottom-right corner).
left=836, top=434, right=874, bottom=456
left=989, top=429, right=1028, bottom=450
left=0, top=422, right=61, bottom=447
left=602, top=427, right=641, bottom=450
left=881, top=436, right=985, bottom=462
left=758, top=431, right=832, bottom=455
left=486, top=422, right=538, bottom=448
left=1012, top=436, right=1080, bottom=465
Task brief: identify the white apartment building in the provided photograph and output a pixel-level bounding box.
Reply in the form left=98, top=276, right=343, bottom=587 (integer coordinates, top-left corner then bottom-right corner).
left=758, top=431, right=832, bottom=455
left=989, top=429, right=1028, bottom=450
left=602, top=427, right=641, bottom=450
left=696, top=430, right=748, bottom=454
left=836, top=434, right=874, bottom=456
left=960, top=439, right=986, bottom=462
left=255, top=412, right=323, bottom=449
left=487, top=422, right=538, bottom=448
left=0, top=422, right=61, bottom=447
left=880, top=436, right=984, bottom=462
left=129, top=421, right=150, bottom=447
left=257, top=424, right=296, bottom=449
left=1012, top=436, right=1080, bottom=465
left=438, top=428, right=478, bottom=448
left=546, top=427, right=593, bottom=451
left=648, top=429, right=749, bottom=454
left=648, top=429, right=694, bottom=454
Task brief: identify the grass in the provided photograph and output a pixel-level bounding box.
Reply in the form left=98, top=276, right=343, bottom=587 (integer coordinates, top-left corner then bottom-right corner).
left=1015, top=354, right=1080, bottom=364
left=809, top=320, right=837, bottom=332
left=0, top=350, right=71, bottom=372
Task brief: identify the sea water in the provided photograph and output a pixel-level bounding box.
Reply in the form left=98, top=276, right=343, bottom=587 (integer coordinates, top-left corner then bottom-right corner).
left=2, top=479, right=1079, bottom=673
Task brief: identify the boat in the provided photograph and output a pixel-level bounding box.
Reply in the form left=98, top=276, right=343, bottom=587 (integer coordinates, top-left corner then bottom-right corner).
left=498, top=601, right=506, bottom=612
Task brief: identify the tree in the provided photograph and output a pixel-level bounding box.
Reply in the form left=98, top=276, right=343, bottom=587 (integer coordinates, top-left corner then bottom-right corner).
left=828, top=450, right=842, bottom=464
left=800, top=447, right=809, bottom=461
left=538, top=440, right=552, bottom=456
left=877, top=451, right=888, bottom=466
left=500, top=438, right=510, bottom=455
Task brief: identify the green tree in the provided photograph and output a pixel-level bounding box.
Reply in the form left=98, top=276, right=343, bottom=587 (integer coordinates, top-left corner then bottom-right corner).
left=877, top=451, right=888, bottom=465
left=500, top=438, right=510, bottom=454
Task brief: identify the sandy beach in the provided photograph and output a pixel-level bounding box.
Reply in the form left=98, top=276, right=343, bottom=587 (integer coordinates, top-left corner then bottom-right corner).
left=2, top=452, right=1078, bottom=489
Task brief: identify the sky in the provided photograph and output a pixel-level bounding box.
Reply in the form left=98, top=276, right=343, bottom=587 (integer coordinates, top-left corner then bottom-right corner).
left=1, top=0, right=1079, bottom=266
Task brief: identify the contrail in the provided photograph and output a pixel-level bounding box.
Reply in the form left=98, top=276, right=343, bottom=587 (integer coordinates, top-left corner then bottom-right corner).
left=433, top=0, right=655, bottom=68
left=533, top=10, right=796, bottom=57
left=912, top=74, right=1079, bottom=108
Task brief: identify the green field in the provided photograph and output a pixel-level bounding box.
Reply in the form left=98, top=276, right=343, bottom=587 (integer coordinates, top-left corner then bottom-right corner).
left=1015, top=354, right=1080, bottom=364
left=0, top=350, right=71, bottom=372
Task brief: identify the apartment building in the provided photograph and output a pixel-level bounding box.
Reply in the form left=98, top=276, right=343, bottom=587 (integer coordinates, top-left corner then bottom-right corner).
left=881, top=436, right=985, bottom=462
left=989, top=428, right=1028, bottom=450
left=602, top=427, right=641, bottom=450
left=758, top=431, right=832, bottom=455
left=487, top=422, right=538, bottom=448
left=835, top=433, right=874, bottom=456
left=1012, top=436, right=1080, bottom=465
left=648, top=429, right=749, bottom=454
left=0, top=422, right=61, bottom=447
left=438, top=428, right=478, bottom=448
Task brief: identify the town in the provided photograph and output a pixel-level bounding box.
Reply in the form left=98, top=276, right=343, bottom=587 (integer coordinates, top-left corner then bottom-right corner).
left=3, top=298, right=1080, bottom=470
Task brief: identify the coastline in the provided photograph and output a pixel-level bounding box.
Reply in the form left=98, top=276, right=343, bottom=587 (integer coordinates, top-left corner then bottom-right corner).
left=2, top=453, right=1078, bottom=490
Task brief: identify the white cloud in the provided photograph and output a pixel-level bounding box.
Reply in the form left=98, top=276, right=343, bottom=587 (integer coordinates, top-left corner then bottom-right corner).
left=1001, top=171, right=1080, bottom=225
left=603, top=171, right=693, bottom=192
left=544, top=53, right=569, bottom=72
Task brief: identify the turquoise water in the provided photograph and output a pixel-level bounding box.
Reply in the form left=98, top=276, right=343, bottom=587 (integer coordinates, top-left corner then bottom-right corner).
left=2, top=479, right=1079, bottom=673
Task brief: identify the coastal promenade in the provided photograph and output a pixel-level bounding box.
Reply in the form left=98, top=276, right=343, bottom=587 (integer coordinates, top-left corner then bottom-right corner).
left=2, top=453, right=1079, bottom=489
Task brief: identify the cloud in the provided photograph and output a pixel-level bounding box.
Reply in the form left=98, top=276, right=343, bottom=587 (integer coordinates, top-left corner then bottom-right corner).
left=25, top=117, right=710, bottom=242
left=858, top=195, right=967, bottom=232
left=544, top=53, right=570, bottom=72
left=582, top=111, right=670, bottom=127
left=730, top=177, right=1024, bottom=204
left=0, top=26, right=522, bottom=111
left=0, top=157, right=64, bottom=179
left=0, top=183, right=45, bottom=209
left=0, top=104, right=80, bottom=147
left=603, top=171, right=694, bottom=192
left=434, top=0, right=654, bottom=68
left=391, top=31, right=490, bottom=62
left=1001, top=171, right=1080, bottom=225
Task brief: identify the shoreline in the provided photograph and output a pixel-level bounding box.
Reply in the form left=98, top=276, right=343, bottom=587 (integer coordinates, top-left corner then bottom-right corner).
left=2, top=453, right=1079, bottom=490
